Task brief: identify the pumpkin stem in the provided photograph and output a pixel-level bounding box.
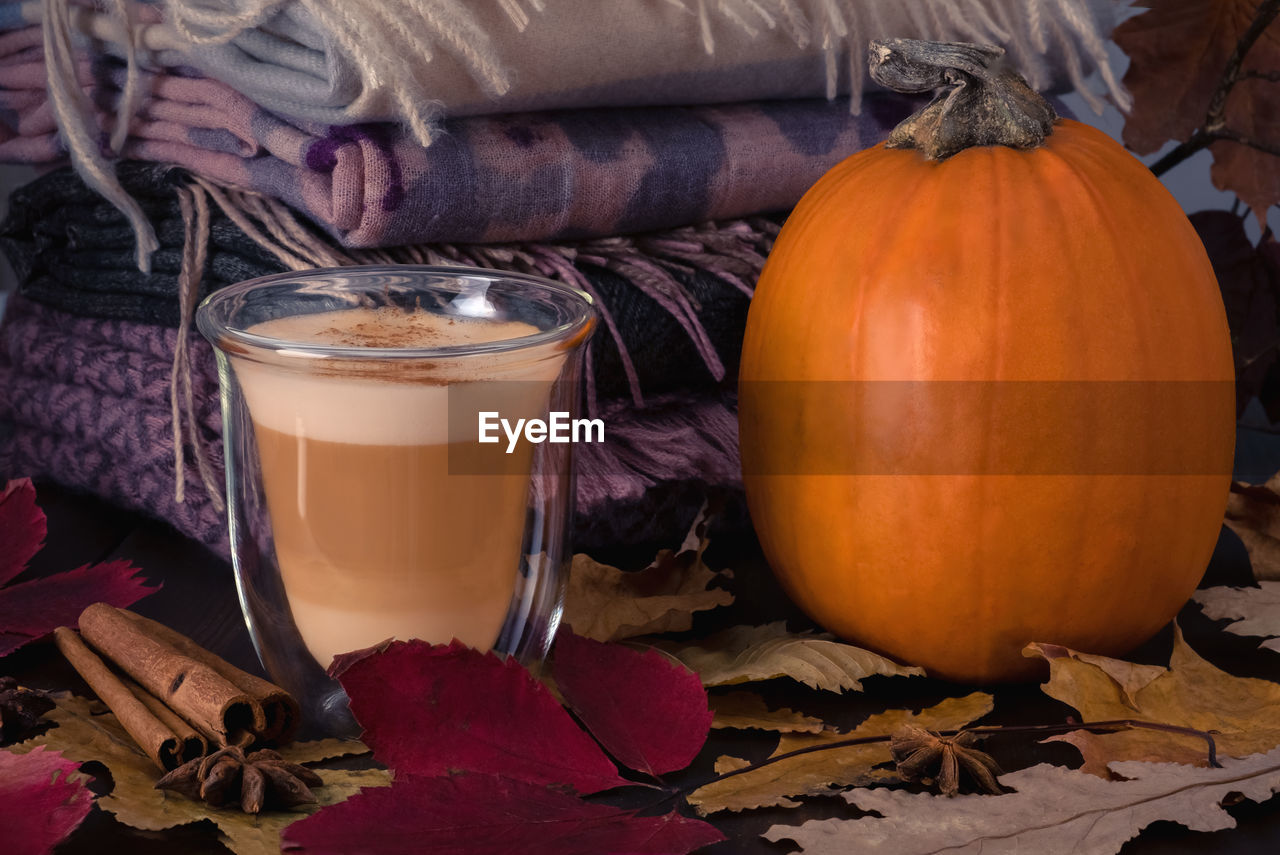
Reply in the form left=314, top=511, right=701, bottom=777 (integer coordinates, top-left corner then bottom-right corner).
left=869, top=38, right=1057, bottom=161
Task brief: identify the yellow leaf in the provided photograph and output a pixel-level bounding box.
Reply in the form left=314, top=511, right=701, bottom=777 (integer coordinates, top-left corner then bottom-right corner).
left=659, top=622, right=924, bottom=691
left=1222, top=474, right=1280, bottom=581
left=687, top=692, right=992, bottom=814
left=13, top=694, right=389, bottom=855
left=1024, top=625, right=1280, bottom=771
left=710, top=691, right=826, bottom=734
left=562, top=504, right=732, bottom=642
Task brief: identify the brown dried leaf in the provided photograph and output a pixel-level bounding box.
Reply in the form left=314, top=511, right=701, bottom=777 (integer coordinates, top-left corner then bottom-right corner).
left=658, top=622, right=924, bottom=691
left=1024, top=625, right=1280, bottom=772
left=12, top=693, right=388, bottom=855
left=1223, top=472, right=1280, bottom=580
left=562, top=505, right=732, bottom=642
left=709, top=691, right=826, bottom=734
left=1191, top=212, right=1280, bottom=419
left=1117, top=0, right=1280, bottom=224
left=686, top=692, right=992, bottom=815
left=1041, top=730, right=1121, bottom=780
left=763, top=748, right=1280, bottom=854
left=714, top=755, right=752, bottom=775
left=1194, top=581, right=1280, bottom=652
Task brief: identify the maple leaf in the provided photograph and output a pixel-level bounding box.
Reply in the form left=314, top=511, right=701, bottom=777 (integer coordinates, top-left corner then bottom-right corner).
left=763, top=749, right=1280, bottom=855
left=281, top=772, right=725, bottom=855
left=1222, top=471, right=1280, bottom=580
left=709, top=691, right=826, bottom=734
left=687, top=692, right=993, bottom=814
left=336, top=639, right=628, bottom=794
left=562, top=503, right=733, bottom=642
left=1191, top=211, right=1280, bottom=419
left=553, top=630, right=712, bottom=778
left=1116, top=0, right=1280, bottom=224
left=0, top=746, right=93, bottom=855
left=0, top=478, right=157, bottom=657
left=1194, top=582, right=1280, bottom=651
left=11, top=693, right=383, bottom=855
left=1024, top=625, right=1280, bottom=771
left=657, top=621, right=924, bottom=691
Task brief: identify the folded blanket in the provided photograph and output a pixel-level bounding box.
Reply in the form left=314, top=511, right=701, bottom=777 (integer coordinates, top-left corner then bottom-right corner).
left=1, top=163, right=768, bottom=401
left=0, top=27, right=911, bottom=246
left=0, top=296, right=743, bottom=554
left=5, top=0, right=1124, bottom=139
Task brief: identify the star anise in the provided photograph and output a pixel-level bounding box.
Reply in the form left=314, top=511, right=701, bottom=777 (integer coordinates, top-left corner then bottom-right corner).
left=156, top=745, right=323, bottom=813
left=0, top=677, right=54, bottom=744
left=890, top=725, right=1004, bottom=795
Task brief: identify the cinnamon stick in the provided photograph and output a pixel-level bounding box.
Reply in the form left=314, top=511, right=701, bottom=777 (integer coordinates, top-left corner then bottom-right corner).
left=53, top=627, right=191, bottom=770
left=121, top=674, right=207, bottom=764
left=117, top=608, right=300, bottom=744
left=78, top=603, right=265, bottom=747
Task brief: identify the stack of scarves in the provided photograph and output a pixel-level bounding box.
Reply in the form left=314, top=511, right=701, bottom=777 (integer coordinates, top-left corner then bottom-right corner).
left=0, top=0, right=1120, bottom=552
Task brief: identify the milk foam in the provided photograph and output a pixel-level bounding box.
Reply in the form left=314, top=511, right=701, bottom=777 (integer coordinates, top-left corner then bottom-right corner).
left=232, top=308, right=562, bottom=445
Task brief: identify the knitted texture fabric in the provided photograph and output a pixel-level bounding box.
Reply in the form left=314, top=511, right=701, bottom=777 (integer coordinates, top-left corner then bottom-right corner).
left=0, top=296, right=743, bottom=555
left=0, top=24, right=916, bottom=247
left=1, top=163, right=767, bottom=402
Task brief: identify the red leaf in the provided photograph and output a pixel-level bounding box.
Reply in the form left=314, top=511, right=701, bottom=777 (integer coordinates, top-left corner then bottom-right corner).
left=281, top=773, right=724, bottom=855
left=0, top=746, right=94, bottom=855
left=554, top=631, right=712, bottom=778
left=0, top=479, right=46, bottom=587
left=337, top=640, right=629, bottom=794
left=0, top=559, right=158, bottom=658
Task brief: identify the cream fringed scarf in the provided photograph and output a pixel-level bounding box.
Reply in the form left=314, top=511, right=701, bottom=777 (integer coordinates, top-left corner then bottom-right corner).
left=35, top=0, right=1127, bottom=270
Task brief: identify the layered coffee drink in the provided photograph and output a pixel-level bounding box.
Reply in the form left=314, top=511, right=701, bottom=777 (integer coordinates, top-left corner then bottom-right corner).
left=231, top=307, right=560, bottom=668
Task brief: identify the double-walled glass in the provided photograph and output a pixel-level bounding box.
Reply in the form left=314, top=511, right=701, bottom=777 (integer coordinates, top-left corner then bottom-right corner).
left=197, top=266, right=595, bottom=734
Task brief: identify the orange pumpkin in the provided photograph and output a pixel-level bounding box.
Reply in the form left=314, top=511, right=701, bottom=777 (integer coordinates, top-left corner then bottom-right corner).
left=738, top=39, right=1235, bottom=683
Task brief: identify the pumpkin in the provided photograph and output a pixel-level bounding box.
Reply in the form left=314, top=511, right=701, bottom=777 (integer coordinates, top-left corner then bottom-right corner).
left=738, top=39, right=1235, bottom=683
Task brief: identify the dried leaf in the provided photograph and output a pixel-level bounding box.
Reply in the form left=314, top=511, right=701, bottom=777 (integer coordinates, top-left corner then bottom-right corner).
left=281, top=772, right=724, bottom=855
left=1223, top=472, right=1280, bottom=580
left=1040, top=730, right=1118, bottom=780
left=275, top=738, right=370, bottom=765
left=687, top=692, right=993, bottom=814
left=0, top=746, right=93, bottom=855
left=336, top=640, right=628, bottom=794
left=709, top=691, right=826, bottom=734
left=658, top=622, right=925, bottom=691
left=12, top=693, right=386, bottom=855
left=714, top=755, right=752, bottom=775
left=764, top=748, right=1280, bottom=855
left=0, top=479, right=158, bottom=658
left=1117, top=0, right=1280, bottom=224
left=1191, top=212, right=1280, bottom=418
left=1024, top=625, right=1280, bottom=770
left=1194, top=582, right=1280, bottom=652
left=553, top=630, right=711, bottom=777
left=563, top=505, right=732, bottom=642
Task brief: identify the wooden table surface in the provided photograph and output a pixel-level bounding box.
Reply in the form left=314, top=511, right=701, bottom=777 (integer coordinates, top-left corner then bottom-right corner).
left=8, top=482, right=1280, bottom=854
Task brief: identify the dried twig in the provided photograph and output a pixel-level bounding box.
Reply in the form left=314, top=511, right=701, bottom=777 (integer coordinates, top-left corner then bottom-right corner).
left=1150, top=0, right=1280, bottom=177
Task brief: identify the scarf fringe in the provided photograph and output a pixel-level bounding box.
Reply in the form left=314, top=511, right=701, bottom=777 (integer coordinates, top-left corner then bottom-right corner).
left=35, top=0, right=1125, bottom=271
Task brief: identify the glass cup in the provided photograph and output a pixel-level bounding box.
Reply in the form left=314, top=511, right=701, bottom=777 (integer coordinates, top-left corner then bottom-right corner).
left=196, top=266, right=595, bottom=734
